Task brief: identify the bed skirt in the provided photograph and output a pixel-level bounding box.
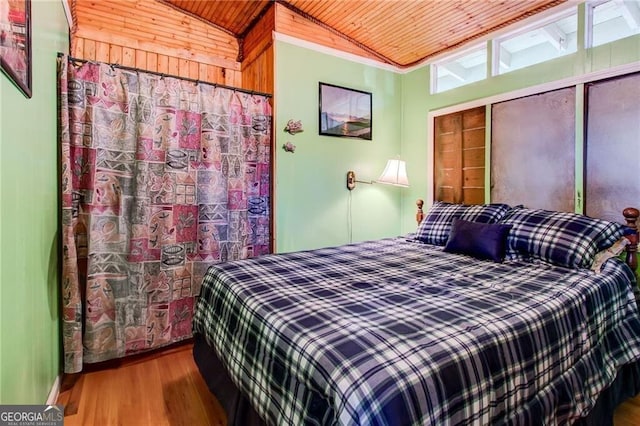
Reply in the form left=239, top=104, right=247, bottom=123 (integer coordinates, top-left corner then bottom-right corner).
left=192, top=333, right=640, bottom=426
left=193, top=333, right=265, bottom=426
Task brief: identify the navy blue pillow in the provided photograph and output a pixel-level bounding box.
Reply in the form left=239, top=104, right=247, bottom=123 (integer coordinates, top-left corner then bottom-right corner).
left=444, top=219, right=512, bottom=262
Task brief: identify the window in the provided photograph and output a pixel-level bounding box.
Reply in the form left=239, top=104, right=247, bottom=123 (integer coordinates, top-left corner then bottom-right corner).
left=429, top=1, right=639, bottom=93
left=431, top=45, right=487, bottom=93
left=588, top=0, right=640, bottom=47
left=494, top=10, right=577, bottom=76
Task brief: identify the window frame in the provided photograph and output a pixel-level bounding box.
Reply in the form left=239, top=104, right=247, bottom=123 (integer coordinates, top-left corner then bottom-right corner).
left=491, top=6, right=578, bottom=77
left=585, top=0, right=640, bottom=49
left=430, top=42, right=488, bottom=94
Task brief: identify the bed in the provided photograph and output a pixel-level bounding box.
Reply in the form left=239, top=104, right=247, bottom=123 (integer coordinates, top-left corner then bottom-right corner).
left=192, top=202, right=640, bottom=425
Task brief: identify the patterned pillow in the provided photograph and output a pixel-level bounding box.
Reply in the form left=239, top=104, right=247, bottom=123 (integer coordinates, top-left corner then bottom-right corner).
left=499, top=208, right=626, bottom=269
left=415, top=201, right=512, bottom=246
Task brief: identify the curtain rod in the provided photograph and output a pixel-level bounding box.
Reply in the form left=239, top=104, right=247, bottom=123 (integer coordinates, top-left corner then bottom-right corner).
left=57, top=53, right=273, bottom=99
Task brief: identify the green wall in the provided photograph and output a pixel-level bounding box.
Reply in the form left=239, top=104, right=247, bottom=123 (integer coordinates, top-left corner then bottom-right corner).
left=0, top=0, right=69, bottom=404
left=274, top=15, right=640, bottom=244
left=274, top=41, right=404, bottom=253
left=400, top=4, right=640, bottom=234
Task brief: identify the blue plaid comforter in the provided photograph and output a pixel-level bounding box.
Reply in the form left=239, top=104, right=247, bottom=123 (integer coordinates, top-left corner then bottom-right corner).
left=192, top=237, right=640, bottom=425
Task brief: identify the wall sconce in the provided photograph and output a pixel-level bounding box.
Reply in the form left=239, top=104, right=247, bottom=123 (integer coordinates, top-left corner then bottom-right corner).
left=346, top=158, right=409, bottom=191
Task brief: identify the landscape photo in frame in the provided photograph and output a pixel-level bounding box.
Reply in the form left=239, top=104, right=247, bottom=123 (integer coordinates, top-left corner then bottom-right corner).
left=319, top=82, right=372, bottom=140
left=0, top=0, right=32, bottom=98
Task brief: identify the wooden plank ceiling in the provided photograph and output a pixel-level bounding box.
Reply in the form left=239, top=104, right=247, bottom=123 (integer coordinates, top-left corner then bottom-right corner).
left=162, top=0, right=566, bottom=68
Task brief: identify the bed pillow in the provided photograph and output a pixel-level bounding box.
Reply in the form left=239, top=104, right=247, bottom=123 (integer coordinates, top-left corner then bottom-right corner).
left=499, top=207, right=626, bottom=269
left=415, top=201, right=512, bottom=246
left=444, top=219, right=512, bottom=262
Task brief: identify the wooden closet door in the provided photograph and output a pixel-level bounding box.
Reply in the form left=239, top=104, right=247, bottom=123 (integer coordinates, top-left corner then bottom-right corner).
left=434, top=106, right=486, bottom=204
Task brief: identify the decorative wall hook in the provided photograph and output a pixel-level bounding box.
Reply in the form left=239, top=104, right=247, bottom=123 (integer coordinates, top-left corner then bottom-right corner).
left=282, top=141, right=296, bottom=153
left=284, top=119, right=303, bottom=135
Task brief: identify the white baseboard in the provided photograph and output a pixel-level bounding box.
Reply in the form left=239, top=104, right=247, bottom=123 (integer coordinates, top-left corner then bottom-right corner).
left=46, top=375, right=61, bottom=406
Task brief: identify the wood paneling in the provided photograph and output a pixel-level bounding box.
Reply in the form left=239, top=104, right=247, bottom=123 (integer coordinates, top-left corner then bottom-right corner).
left=242, top=44, right=274, bottom=95
left=156, top=0, right=565, bottom=68
left=434, top=107, right=486, bottom=205
left=74, top=0, right=239, bottom=67
left=73, top=37, right=230, bottom=86
left=73, top=0, right=239, bottom=86
left=282, top=0, right=565, bottom=66
left=164, top=0, right=271, bottom=36
left=274, top=3, right=380, bottom=62
left=241, top=5, right=275, bottom=94
left=243, top=4, right=275, bottom=66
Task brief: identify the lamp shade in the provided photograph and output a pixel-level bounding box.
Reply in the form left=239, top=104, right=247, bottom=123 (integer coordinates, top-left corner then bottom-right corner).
left=376, top=159, right=409, bottom=187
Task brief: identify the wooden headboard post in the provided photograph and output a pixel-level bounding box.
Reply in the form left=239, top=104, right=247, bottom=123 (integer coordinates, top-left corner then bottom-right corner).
left=416, top=199, right=425, bottom=225
left=623, top=207, right=639, bottom=272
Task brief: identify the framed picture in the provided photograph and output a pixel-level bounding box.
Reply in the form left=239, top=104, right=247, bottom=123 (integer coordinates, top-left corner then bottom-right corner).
left=319, top=82, right=372, bottom=140
left=1, top=0, right=32, bottom=98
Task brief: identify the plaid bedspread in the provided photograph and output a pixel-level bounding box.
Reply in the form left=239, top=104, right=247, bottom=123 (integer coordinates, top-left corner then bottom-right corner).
left=192, top=237, right=640, bottom=425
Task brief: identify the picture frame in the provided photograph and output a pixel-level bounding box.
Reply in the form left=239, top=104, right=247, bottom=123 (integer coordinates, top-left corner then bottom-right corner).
left=1, top=0, right=32, bottom=98
left=319, top=82, right=372, bottom=140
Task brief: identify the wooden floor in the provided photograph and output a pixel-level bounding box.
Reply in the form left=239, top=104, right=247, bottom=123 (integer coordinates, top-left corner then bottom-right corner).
left=615, top=395, right=640, bottom=426
left=57, top=342, right=640, bottom=425
left=57, top=343, right=225, bottom=426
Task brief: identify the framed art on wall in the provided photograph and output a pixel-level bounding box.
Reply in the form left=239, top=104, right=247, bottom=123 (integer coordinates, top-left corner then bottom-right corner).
left=319, top=82, right=372, bottom=140
left=1, top=0, right=32, bottom=98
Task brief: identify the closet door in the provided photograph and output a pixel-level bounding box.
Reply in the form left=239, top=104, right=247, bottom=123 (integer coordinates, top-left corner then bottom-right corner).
left=585, top=73, right=640, bottom=222
left=491, top=87, right=575, bottom=212
left=433, top=106, right=485, bottom=204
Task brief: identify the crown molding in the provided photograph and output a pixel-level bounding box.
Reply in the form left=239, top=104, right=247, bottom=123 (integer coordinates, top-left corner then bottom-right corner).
left=62, top=0, right=73, bottom=29
left=273, top=32, right=407, bottom=74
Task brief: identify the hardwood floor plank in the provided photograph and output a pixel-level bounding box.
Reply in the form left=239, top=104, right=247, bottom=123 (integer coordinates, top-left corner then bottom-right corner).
left=57, top=342, right=638, bottom=425
left=57, top=343, right=225, bottom=426
left=58, top=373, right=83, bottom=416
left=615, top=396, right=640, bottom=426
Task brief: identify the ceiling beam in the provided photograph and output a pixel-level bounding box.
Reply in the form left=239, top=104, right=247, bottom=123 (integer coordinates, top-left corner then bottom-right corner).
left=499, top=46, right=512, bottom=69
left=614, top=0, right=640, bottom=29
left=541, top=23, right=568, bottom=51
left=439, top=62, right=467, bottom=82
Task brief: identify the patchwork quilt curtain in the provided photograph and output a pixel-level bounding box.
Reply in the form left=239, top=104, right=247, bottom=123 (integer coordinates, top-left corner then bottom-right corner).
left=58, top=56, right=272, bottom=373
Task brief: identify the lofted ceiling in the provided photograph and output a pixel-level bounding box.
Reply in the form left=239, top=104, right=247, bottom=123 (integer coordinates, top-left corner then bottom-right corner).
left=161, top=0, right=567, bottom=68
